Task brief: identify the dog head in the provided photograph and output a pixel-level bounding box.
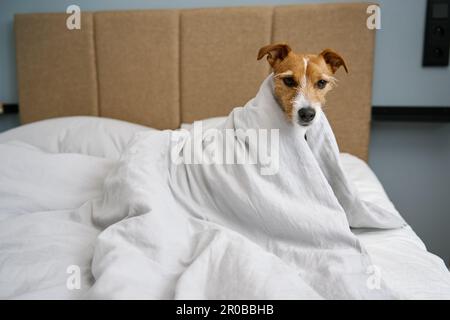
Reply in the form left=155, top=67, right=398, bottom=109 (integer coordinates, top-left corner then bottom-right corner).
left=257, top=43, right=348, bottom=127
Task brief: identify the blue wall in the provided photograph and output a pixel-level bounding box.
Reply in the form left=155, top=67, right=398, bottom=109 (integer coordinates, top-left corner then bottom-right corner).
left=1, top=0, right=450, bottom=106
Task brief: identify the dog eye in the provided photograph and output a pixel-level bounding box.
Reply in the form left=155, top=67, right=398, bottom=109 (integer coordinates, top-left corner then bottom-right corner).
left=316, top=79, right=328, bottom=89
left=283, top=77, right=297, bottom=87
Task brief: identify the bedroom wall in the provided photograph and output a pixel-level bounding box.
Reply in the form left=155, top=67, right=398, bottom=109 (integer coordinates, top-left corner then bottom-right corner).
left=370, top=123, right=450, bottom=266
left=0, top=0, right=449, bottom=264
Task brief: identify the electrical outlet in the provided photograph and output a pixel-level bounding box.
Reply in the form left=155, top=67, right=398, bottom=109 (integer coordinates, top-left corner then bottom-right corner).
left=423, top=0, right=450, bottom=66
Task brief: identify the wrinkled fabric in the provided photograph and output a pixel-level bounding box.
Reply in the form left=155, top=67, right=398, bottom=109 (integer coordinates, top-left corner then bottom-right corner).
left=89, top=75, right=401, bottom=299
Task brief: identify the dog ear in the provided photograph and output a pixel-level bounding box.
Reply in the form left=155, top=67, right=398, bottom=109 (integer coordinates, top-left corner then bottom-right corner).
left=257, top=43, right=292, bottom=67
left=320, top=49, right=348, bottom=74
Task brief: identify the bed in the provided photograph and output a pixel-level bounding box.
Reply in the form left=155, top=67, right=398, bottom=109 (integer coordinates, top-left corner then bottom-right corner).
left=1, top=115, right=450, bottom=299
left=1, top=3, right=450, bottom=299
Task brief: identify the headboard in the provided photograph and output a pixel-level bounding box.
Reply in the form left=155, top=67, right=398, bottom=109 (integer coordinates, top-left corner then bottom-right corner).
left=14, top=3, right=375, bottom=160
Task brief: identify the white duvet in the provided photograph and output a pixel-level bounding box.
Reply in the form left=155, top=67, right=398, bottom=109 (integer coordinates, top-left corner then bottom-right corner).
left=1, top=77, right=450, bottom=299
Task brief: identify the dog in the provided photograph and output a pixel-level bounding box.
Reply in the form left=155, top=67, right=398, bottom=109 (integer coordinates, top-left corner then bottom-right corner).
left=257, top=43, right=348, bottom=127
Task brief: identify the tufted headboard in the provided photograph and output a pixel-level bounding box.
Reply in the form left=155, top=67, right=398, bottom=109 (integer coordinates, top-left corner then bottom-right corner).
left=14, top=3, right=375, bottom=160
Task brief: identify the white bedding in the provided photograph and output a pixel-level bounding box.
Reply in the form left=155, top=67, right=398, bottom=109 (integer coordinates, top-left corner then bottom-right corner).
left=0, top=115, right=449, bottom=299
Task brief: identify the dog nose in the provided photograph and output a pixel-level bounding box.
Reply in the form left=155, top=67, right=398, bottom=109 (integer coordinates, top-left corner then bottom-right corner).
left=298, top=107, right=316, bottom=123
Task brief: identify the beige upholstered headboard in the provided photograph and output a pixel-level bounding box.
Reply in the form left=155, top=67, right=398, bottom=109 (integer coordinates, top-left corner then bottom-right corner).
left=14, top=3, right=375, bottom=160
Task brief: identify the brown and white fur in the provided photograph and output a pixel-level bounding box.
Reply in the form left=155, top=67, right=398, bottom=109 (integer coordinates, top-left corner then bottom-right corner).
left=257, top=43, right=348, bottom=127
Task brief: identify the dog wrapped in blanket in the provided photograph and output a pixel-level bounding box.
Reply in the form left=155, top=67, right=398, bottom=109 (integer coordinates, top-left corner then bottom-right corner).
left=89, top=44, right=405, bottom=299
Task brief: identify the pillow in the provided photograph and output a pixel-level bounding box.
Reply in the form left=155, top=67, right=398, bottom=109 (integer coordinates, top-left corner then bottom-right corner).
left=0, top=116, right=155, bottom=160
left=339, top=153, right=403, bottom=222
left=180, top=117, right=227, bottom=131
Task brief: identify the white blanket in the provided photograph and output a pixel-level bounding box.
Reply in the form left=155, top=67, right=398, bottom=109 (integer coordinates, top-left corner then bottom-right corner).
left=1, top=76, right=449, bottom=299
left=0, top=141, right=112, bottom=298
left=88, top=75, right=406, bottom=299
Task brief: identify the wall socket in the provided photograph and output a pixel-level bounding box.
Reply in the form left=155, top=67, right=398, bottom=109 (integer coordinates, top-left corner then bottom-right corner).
left=423, top=0, right=450, bottom=66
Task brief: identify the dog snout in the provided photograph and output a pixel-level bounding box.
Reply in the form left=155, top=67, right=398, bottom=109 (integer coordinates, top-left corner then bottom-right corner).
left=298, top=107, right=316, bottom=123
